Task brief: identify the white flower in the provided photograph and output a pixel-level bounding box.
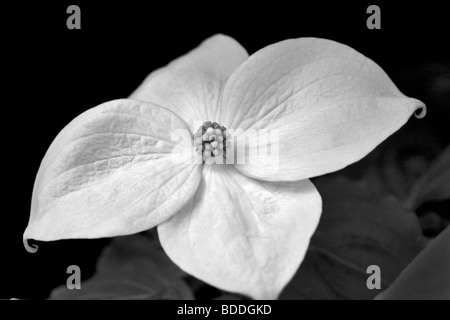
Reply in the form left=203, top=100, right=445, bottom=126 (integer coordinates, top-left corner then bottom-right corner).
left=24, top=34, right=425, bottom=299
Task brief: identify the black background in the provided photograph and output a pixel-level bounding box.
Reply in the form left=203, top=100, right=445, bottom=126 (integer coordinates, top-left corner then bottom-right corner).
left=2, top=1, right=449, bottom=299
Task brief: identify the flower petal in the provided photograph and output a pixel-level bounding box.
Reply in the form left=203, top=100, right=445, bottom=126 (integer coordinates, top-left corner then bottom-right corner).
left=130, top=34, right=248, bottom=129
left=219, top=38, right=426, bottom=181
left=157, top=165, right=322, bottom=299
left=24, top=99, right=201, bottom=252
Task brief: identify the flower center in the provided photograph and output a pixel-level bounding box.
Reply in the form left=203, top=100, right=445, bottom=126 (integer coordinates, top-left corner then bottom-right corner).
left=193, top=121, right=230, bottom=165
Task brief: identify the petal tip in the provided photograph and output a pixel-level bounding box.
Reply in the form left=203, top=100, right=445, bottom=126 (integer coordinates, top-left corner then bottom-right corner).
left=414, top=103, right=427, bottom=119
left=202, top=33, right=247, bottom=56
left=23, top=237, right=38, bottom=253
left=207, top=33, right=234, bottom=42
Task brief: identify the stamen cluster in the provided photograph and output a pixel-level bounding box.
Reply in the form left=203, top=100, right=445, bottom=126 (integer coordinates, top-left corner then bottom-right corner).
left=194, top=121, right=230, bottom=164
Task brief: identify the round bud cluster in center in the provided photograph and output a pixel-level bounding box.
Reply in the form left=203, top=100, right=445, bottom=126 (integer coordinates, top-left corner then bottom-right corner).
left=193, top=121, right=230, bottom=164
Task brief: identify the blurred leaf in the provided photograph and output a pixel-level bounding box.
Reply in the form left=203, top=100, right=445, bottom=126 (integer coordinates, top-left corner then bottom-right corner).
left=183, top=277, right=223, bottom=300
left=379, top=152, right=428, bottom=202
left=419, top=210, right=449, bottom=238
left=406, top=146, right=450, bottom=210
left=50, top=234, right=193, bottom=300
left=214, top=294, right=245, bottom=300
left=281, top=176, right=426, bottom=300
left=376, top=226, right=450, bottom=300
left=369, top=126, right=442, bottom=203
